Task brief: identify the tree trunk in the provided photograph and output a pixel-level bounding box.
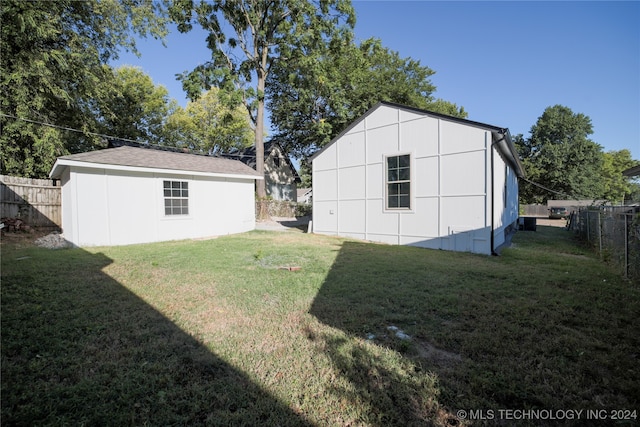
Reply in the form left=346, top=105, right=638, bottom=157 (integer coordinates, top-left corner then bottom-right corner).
left=255, top=68, right=269, bottom=219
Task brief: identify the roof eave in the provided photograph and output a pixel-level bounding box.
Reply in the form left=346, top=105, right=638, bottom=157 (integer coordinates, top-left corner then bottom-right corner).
left=622, top=164, right=640, bottom=177
left=49, top=158, right=263, bottom=180
left=49, top=159, right=66, bottom=179
left=309, top=101, right=527, bottom=171
left=492, top=129, right=526, bottom=179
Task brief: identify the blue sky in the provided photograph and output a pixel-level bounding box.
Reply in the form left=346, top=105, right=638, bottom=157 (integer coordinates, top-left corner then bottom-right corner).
left=114, top=1, right=640, bottom=160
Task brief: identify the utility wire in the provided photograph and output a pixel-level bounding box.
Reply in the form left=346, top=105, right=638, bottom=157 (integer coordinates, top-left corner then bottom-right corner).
left=3, top=112, right=579, bottom=196
left=521, top=177, right=584, bottom=200
left=0, top=112, right=263, bottom=159
left=0, top=112, right=141, bottom=144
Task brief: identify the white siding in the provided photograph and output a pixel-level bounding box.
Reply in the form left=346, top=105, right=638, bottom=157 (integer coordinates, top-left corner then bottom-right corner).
left=60, top=168, right=75, bottom=244
left=313, top=143, right=337, bottom=171
left=337, top=166, right=365, bottom=200
left=414, top=157, right=438, bottom=197
left=337, top=132, right=366, bottom=168
left=492, top=148, right=520, bottom=249
left=107, top=170, right=157, bottom=245
left=62, top=167, right=255, bottom=247
left=440, top=120, right=486, bottom=155
left=312, top=104, right=511, bottom=255
left=440, top=151, right=486, bottom=196
left=399, top=117, right=438, bottom=157
left=313, top=201, right=338, bottom=234
left=313, top=169, right=337, bottom=201
left=74, top=168, right=110, bottom=246
left=338, top=200, right=366, bottom=239
left=366, top=125, right=398, bottom=163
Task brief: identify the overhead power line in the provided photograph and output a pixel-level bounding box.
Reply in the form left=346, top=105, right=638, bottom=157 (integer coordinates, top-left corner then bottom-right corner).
left=0, top=112, right=141, bottom=144
left=2, top=112, right=587, bottom=197
left=0, top=113, right=263, bottom=159
left=521, top=177, right=585, bottom=200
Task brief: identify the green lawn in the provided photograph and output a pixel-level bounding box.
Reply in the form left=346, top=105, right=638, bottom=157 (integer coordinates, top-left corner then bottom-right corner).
left=1, top=227, right=638, bottom=426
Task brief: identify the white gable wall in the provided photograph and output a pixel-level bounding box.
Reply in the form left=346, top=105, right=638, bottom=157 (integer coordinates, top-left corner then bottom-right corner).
left=60, top=167, right=75, bottom=244
left=492, top=152, right=520, bottom=249
left=313, top=104, right=501, bottom=254
left=61, top=166, right=255, bottom=246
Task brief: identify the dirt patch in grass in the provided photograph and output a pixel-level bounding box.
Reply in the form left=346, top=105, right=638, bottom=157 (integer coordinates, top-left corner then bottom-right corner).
left=413, top=338, right=463, bottom=367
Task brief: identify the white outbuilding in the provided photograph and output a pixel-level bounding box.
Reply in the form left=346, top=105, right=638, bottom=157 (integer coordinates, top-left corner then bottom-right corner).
left=49, top=145, right=262, bottom=247
left=310, top=102, right=525, bottom=255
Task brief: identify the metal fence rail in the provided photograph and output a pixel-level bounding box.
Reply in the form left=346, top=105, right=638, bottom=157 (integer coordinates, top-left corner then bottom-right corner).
left=570, top=206, right=640, bottom=281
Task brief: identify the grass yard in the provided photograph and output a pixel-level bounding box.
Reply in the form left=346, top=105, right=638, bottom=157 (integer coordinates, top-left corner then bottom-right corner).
left=1, top=227, right=639, bottom=426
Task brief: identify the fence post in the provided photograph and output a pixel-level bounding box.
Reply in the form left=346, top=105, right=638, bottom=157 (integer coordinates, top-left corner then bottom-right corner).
left=624, top=213, right=629, bottom=279
left=598, top=210, right=602, bottom=259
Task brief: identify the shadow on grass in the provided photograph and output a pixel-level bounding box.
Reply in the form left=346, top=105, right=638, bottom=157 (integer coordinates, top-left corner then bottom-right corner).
left=308, top=241, right=461, bottom=426
left=309, top=235, right=640, bottom=424
left=1, top=246, right=311, bottom=426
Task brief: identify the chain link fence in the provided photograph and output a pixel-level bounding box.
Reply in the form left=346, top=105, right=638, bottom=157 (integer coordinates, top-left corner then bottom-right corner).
left=569, top=206, right=640, bottom=281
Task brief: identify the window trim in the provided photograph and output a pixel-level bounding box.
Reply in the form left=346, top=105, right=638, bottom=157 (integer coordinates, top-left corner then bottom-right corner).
left=162, top=179, right=190, bottom=216
left=384, top=153, right=412, bottom=211
left=503, top=164, right=508, bottom=209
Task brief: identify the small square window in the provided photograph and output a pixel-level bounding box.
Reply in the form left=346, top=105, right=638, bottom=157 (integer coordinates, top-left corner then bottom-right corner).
left=163, top=180, right=189, bottom=216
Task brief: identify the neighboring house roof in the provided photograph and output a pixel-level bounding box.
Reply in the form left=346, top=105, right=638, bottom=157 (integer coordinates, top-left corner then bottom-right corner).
left=309, top=101, right=526, bottom=178
left=622, top=164, right=640, bottom=177
left=49, top=146, right=263, bottom=180
left=297, top=188, right=312, bottom=199
left=224, top=141, right=302, bottom=183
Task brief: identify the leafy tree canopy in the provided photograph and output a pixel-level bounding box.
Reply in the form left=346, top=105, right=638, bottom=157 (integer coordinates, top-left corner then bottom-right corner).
left=600, top=149, right=639, bottom=204
left=267, top=36, right=467, bottom=159
left=0, top=0, right=168, bottom=178
left=169, top=0, right=355, bottom=198
left=96, top=65, right=175, bottom=145
left=514, top=105, right=640, bottom=204
left=163, top=88, right=253, bottom=154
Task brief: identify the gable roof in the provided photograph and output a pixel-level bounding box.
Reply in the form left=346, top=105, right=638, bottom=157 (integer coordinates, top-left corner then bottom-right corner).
left=310, top=101, right=525, bottom=178
left=223, top=141, right=302, bottom=183
left=49, top=146, right=263, bottom=180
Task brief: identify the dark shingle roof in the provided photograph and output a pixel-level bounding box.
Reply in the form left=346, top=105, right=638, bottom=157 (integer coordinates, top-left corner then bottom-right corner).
left=50, top=146, right=262, bottom=179
left=622, top=165, right=640, bottom=177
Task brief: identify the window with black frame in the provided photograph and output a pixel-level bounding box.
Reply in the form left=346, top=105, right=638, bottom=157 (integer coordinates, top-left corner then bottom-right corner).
left=386, top=154, right=411, bottom=209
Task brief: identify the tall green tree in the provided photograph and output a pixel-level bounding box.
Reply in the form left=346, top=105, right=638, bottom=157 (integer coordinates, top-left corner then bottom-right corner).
left=599, top=149, right=639, bottom=204
left=163, top=88, right=253, bottom=154
left=97, top=66, right=175, bottom=145
left=0, top=0, right=168, bottom=178
left=515, top=105, right=604, bottom=203
left=169, top=0, right=355, bottom=199
left=267, top=37, right=466, bottom=158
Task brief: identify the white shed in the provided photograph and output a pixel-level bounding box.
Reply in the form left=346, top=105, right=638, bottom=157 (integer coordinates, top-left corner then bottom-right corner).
left=49, top=146, right=262, bottom=247
left=310, top=102, right=525, bottom=255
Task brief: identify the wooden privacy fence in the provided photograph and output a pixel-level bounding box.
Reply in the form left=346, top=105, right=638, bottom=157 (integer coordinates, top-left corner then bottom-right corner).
left=1, top=175, right=61, bottom=229
left=520, top=204, right=549, bottom=217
